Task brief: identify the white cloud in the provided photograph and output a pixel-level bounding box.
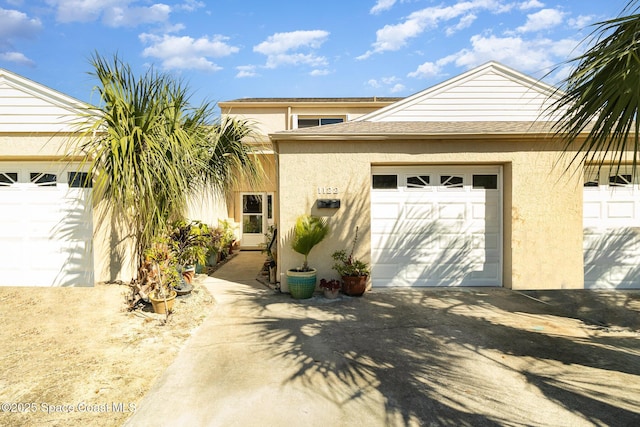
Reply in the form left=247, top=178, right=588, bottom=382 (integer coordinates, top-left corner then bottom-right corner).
left=176, top=0, right=205, bottom=12
left=0, top=7, right=41, bottom=64
left=236, top=65, right=258, bottom=78
left=47, top=0, right=171, bottom=27
left=446, top=13, right=477, bottom=36
left=519, top=0, right=544, bottom=10
left=389, top=83, right=405, bottom=93
left=0, top=7, right=42, bottom=40
left=358, top=0, right=507, bottom=59
left=310, top=69, right=330, bottom=76
left=444, top=33, right=580, bottom=74
left=371, top=0, right=397, bottom=15
left=253, top=30, right=329, bottom=69
left=0, top=51, right=35, bottom=66
left=408, top=61, right=443, bottom=78
left=516, top=8, right=564, bottom=33
left=103, top=3, right=171, bottom=27
left=569, top=14, right=595, bottom=30
left=366, top=75, right=403, bottom=92
left=140, top=33, right=239, bottom=71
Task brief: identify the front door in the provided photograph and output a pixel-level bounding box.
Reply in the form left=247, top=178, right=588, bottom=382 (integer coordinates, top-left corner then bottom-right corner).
left=241, top=193, right=273, bottom=248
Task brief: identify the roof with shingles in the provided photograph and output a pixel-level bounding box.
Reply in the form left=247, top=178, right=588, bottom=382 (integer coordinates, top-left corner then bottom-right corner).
left=270, top=120, right=572, bottom=140
left=220, top=97, right=403, bottom=104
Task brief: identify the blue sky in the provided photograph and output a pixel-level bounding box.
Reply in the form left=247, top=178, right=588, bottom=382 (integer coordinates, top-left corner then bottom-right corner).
left=0, top=0, right=632, bottom=106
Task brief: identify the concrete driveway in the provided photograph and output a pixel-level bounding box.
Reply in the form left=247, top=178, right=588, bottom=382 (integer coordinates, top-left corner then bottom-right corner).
left=125, top=252, right=640, bottom=427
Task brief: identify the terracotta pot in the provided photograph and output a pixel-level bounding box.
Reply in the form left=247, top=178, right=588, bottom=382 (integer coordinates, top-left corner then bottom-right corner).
left=342, top=275, right=368, bottom=296
left=148, top=290, right=177, bottom=314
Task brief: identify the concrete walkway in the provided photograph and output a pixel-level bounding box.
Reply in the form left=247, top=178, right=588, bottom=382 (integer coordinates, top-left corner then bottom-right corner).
left=124, top=252, right=640, bottom=427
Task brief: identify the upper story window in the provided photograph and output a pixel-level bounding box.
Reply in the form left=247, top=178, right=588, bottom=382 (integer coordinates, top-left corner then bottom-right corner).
left=297, top=117, right=344, bottom=128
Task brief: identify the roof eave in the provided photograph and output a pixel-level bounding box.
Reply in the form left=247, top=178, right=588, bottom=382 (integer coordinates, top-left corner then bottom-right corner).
left=270, top=132, right=565, bottom=142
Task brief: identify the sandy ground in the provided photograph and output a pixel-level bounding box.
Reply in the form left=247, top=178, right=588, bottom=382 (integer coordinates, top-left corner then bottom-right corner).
left=0, top=276, right=214, bottom=427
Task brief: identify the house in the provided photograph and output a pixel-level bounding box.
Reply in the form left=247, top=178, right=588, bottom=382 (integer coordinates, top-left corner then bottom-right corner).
left=3, top=61, right=638, bottom=290
left=267, top=61, right=640, bottom=291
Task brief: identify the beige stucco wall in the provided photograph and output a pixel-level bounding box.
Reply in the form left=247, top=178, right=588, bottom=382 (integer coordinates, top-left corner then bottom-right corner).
left=0, top=134, right=74, bottom=158
left=275, top=137, right=585, bottom=291
left=220, top=104, right=394, bottom=139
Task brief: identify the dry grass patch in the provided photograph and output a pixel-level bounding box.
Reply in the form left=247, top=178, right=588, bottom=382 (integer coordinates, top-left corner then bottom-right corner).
left=0, top=278, right=213, bottom=427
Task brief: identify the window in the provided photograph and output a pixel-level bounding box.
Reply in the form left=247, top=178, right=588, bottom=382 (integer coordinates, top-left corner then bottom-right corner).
left=297, top=117, right=344, bottom=128
left=472, top=174, right=498, bottom=189
left=30, top=172, right=57, bottom=187
left=440, top=175, right=464, bottom=188
left=68, top=172, right=92, bottom=188
left=609, top=174, right=632, bottom=187
left=0, top=172, right=17, bottom=187
left=372, top=174, right=398, bottom=189
left=406, top=175, right=430, bottom=189
left=584, top=168, right=599, bottom=187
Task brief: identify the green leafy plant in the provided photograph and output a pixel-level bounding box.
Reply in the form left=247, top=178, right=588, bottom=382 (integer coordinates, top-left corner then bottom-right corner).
left=290, top=215, right=329, bottom=271
left=143, top=238, right=181, bottom=299
left=168, top=220, right=211, bottom=267
left=331, top=226, right=370, bottom=277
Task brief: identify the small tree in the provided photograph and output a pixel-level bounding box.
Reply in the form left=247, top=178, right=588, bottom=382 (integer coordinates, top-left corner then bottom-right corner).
left=72, top=52, right=262, bottom=280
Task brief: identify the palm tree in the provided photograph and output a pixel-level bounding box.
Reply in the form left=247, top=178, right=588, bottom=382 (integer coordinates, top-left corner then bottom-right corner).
left=72, top=53, right=262, bottom=278
left=550, top=0, right=640, bottom=176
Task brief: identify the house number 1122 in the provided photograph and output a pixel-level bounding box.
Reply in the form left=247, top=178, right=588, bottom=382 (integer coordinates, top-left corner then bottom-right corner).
left=317, top=186, right=338, bottom=194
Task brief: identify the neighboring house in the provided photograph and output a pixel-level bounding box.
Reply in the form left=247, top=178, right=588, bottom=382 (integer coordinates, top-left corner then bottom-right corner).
left=0, top=69, right=97, bottom=286
left=270, top=61, right=640, bottom=291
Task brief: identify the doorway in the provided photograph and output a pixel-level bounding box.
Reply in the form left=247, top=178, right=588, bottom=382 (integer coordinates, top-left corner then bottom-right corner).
left=241, top=192, right=273, bottom=248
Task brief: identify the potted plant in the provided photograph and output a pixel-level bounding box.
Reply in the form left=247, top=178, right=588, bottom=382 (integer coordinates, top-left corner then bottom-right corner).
left=319, top=278, right=341, bottom=299
left=169, top=220, right=210, bottom=287
left=286, top=214, right=330, bottom=299
left=144, top=239, right=181, bottom=316
left=331, top=226, right=370, bottom=296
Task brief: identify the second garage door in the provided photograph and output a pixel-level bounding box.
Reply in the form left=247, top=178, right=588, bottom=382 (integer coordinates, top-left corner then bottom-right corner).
left=371, top=166, right=502, bottom=287
left=0, top=162, right=94, bottom=287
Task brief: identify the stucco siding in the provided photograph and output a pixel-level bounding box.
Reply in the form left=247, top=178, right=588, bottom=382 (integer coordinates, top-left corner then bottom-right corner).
left=276, top=138, right=584, bottom=291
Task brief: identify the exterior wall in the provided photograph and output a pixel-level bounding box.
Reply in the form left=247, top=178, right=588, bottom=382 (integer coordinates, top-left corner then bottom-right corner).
left=229, top=152, right=278, bottom=222
left=220, top=103, right=397, bottom=139
left=0, top=134, right=72, bottom=158
left=275, top=137, right=584, bottom=291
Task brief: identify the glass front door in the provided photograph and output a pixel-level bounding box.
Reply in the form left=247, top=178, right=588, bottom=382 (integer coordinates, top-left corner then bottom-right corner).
left=241, top=193, right=272, bottom=247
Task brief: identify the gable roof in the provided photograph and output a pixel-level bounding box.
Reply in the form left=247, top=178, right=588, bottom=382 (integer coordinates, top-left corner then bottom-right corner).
left=0, top=68, right=91, bottom=133
left=356, top=61, right=559, bottom=123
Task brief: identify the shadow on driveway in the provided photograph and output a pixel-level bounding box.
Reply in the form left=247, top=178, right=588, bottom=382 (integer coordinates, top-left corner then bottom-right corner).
left=126, top=252, right=640, bottom=426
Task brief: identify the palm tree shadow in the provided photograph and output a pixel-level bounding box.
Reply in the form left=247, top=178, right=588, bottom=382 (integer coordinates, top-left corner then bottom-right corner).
left=230, top=285, right=640, bottom=425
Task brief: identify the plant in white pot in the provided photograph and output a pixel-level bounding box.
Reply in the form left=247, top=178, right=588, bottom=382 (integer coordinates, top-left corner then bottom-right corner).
left=287, top=214, right=329, bottom=299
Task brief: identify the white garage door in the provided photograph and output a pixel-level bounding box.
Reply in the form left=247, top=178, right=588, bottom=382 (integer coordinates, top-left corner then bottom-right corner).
left=0, top=162, right=93, bottom=287
left=584, top=166, right=640, bottom=289
left=371, top=166, right=502, bottom=287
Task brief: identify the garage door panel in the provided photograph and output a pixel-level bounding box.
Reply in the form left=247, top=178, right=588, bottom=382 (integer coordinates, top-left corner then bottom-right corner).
left=438, top=203, right=466, bottom=219
left=404, top=202, right=434, bottom=219
left=606, top=202, right=635, bottom=219
left=372, top=166, right=502, bottom=287
left=584, top=166, right=640, bottom=289
left=0, top=162, right=93, bottom=287
left=372, top=203, right=400, bottom=220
